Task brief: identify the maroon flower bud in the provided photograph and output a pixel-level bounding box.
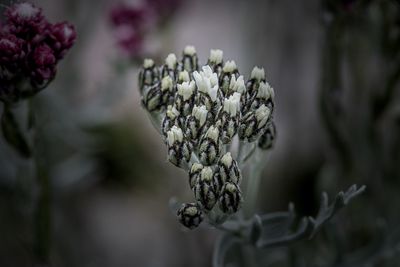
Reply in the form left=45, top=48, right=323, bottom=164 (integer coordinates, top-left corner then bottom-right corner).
left=109, top=4, right=148, bottom=28
left=48, top=22, right=77, bottom=59
left=113, top=24, right=143, bottom=55
left=5, top=2, right=47, bottom=40
left=0, top=34, right=26, bottom=70
left=30, top=44, right=57, bottom=85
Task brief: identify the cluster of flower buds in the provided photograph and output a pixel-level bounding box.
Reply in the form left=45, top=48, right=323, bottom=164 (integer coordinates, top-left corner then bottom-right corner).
left=138, top=46, right=276, bottom=229
left=0, top=2, right=76, bottom=103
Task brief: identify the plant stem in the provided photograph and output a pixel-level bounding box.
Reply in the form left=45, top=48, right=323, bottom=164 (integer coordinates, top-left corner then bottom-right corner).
left=243, top=149, right=266, bottom=218
left=31, top=101, right=51, bottom=266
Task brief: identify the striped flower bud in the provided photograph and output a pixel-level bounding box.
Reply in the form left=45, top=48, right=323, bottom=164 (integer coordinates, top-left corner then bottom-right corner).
left=166, top=126, right=193, bottom=168
left=219, top=60, right=239, bottom=94
left=175, top=80, right=196, bottom=116
left=142, top=82, right=162, bottom=112
left=214, top=152, right=242, bottom=193
left=181, top=45, right=198, bottom=72
left=238, top=104, right=271, bottom=142
left=258, top=121, right=276, bottom=150
left=217, top=92, right=241, bottom=144
left=207, top=49, right=223, bottom=74
left=138, top=58, right=159, bottom=93
left=162, top=105, right=181, bottom=137
left=189, top=163, right=203, bottom=190
left=185, top=105, right=209, bottom=143
left=227, top=75, right=246, bottom=96
left=178, top=70, right=190, bottom=83
left=244, top=66, right=266, bottom=103
left=160, top=76, right=175, bottom=106
left=247, top=81, right=275, bottom=113
left=161, top=53, right=178, bottom=80
left=194, top=166, right=218, bottom=210
left=177, top=203, right=203, bottom=229
left=198, top=125, right=223, bottom=166
left=218, top=182, right=242, bottom=214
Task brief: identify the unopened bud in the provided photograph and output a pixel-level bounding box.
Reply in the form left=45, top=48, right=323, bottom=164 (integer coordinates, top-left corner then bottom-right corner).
left=194, top=167, right=218, bottom=210
left=214, top=152, right=242, bottom=192
left=220, top=60, right=239, bottom=94
left=177, top=203, right=203, bottom=229
left=189, top=163, right=203, bottom=190
left=238, top=104, right=271, bottom=142
left=218, top=182, right=242, bottom=214
left=166, top=126, right=193, bottom=167
left=217, top=93, right=241, bottom=144
left=198, top=125, right=223, bottom=166
left=182, top=45, right=198, bottom=72
left=139, top=58, right=159, bottom=93
left=185, top=105, right=209, bottom=142
left=175, top=81, right=196, bottom=116
left=258, top=121, right=276, bottom=150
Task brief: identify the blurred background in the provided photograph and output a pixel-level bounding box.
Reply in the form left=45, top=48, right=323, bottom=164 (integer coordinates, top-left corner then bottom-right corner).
left=1, top=0, right=399, bottom=266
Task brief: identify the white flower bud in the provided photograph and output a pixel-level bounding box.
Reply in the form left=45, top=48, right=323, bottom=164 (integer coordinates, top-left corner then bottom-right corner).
left=256, top=82, right=272, bottom=100
left=162, top=105, right=181, bottom=137
left=166, top=126, right=192, bottom=167
left=178, top=70, right=190, bottom=83
left=239, top=104, right=271, bottom=142
left=185, top=105, right=209, bottom=142
left=194, top=166, right=218, bottom=210
left=177, top=203, right=203, bottom=229
left=189, top=163, right=203, bottom=190
left=192, top=105, right=208, bottom=127
left=209, top=49, right=223, bottom=64
left=177, top=81, right=195, bottom=101
left=218, top=182, right=242, bottom=214
left=165, top=53, right=177, bottom=69
left=161, top=76, right=173, bottom=92
left=229, top=75, right=246, bottom=95
left=184, top=45, right=196, bottom=56
left=214, top=152, right=242, bottom=192
left=143, top=58, right=154, bottom=68
left=223, top=60, right=237, bottom=73
left=167, top=125, right=183, bottom=146
left=223, top=93, right=241, bottom=117
left=198, top=125, right=223, bottom=165
left=250, top=66, right=265, bottom=81
left=142, top=83, right=162, bottom=112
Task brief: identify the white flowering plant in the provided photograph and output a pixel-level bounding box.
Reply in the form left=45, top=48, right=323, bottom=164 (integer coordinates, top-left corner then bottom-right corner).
left=138, top=45, right=365, bottom=266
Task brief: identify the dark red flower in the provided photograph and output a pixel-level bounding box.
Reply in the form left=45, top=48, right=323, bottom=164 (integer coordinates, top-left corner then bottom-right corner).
left=48, top=22, right=77, bottom=59
left=29, top=44, right=57, bottom=85
left=113, top=24, right=143, bottom=55
left=0, top=34, right=26, bottom=65
left=109, top=4, right=148, bottom=28
left=4, top=2, right=47, bottom=40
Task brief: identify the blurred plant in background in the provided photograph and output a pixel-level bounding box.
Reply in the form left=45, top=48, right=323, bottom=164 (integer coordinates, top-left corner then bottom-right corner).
left=109, top=0, right=182, bottom=60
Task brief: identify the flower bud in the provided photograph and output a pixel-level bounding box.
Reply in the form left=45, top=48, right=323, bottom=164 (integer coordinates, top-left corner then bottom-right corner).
left=207, top=49, right=223, bottom=74
left=227, top=75, right=246, bottom=96
left=166, top=126, right=193, bottom=168
left=246, top=81, right=275, bottom=113
left=198, top=125, right=223, bottom=166
left=258, top=121, right=276, bottom=150
left=175, top=80, right=196, bottom=116
left=217, top=93, right=241, bottom=144
left=142, top=82, right=162, bottom=112
left=219, top=60, right=239, bottom=95
left=194, top=166, right=218, bottom=210
left=214, top=152, right=242, bottom=193
left=238, top=104, right=271, bottom=142
left=181, top=45, right=198, bottom=72
left=178, top=70, right=190, bottom=83
left=193, top=66, right=221, bottom=115
left=177, top=203, right=203, bottom=229
left=160, top=76, right=175, bottom=106
left=189, top=163, right=203, bottom=190
left=139, top=58, right=159, bottom=93
left=161, top=105, right=181, bottom=137
left=218, top=182, right=242, bottom=214
left=185, top=105, right=209, bottom=143
left=161, top=53, right=178, bottom=80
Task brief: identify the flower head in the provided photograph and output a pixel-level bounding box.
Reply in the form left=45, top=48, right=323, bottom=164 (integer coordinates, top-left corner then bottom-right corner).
left=138, top=46, right=276, bottom=229
left=0, top=2, right=76, bottom=103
